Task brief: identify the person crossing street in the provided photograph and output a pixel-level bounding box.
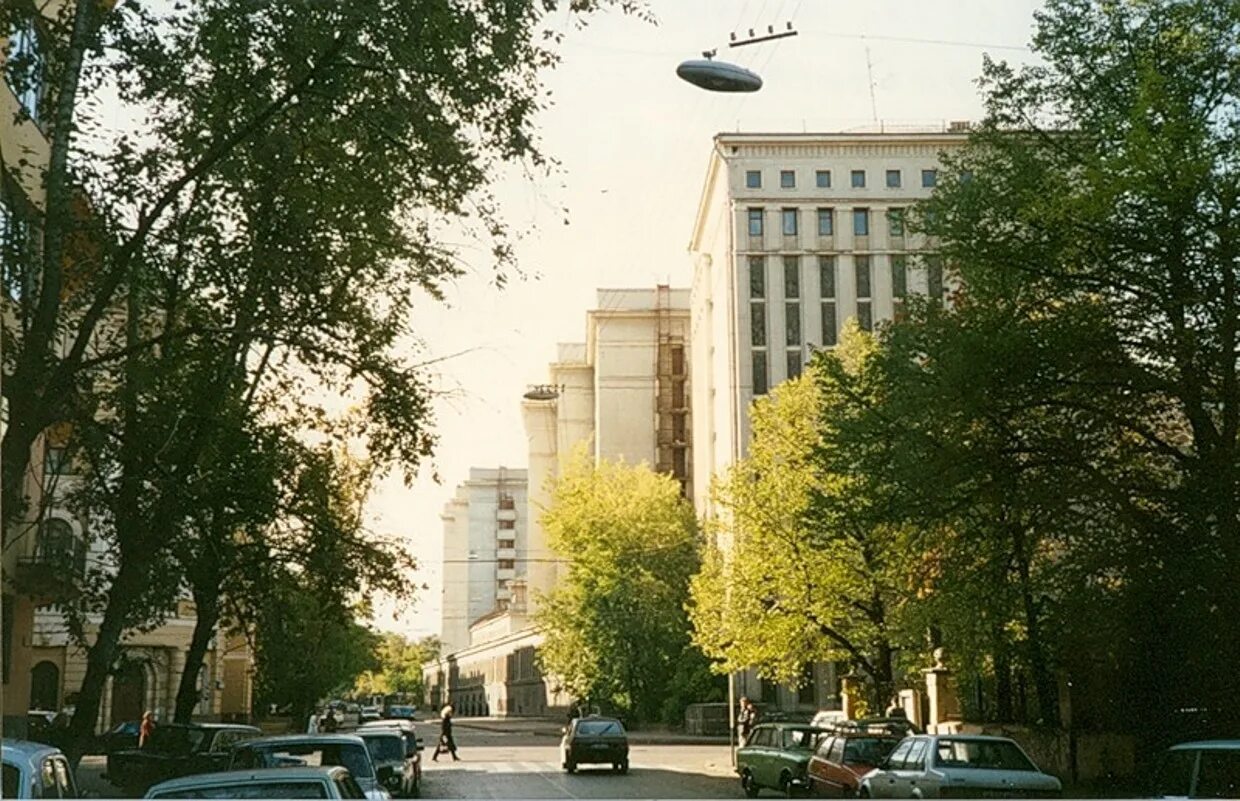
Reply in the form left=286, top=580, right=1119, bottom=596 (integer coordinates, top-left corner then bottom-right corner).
left=432, top=705, right=460, bottom=761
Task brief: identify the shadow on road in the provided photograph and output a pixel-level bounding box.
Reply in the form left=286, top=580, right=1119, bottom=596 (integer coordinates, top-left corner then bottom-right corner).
left=421, top=764, right=743, bottom=799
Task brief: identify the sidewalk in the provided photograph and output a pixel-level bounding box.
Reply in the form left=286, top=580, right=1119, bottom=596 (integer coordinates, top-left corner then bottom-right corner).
left=453, top=716, right=731, bottom=745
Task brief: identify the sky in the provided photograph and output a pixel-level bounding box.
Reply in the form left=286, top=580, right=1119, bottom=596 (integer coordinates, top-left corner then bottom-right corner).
left=366, top=0, right=1047, bottom=639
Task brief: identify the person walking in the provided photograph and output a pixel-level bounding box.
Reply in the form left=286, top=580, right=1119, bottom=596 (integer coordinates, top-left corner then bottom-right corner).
left=320, top=709, right=339, bottom=733
left=307, top=708, right=320, bottom=734
left=139, top=711, right=156, bottom=749
left=432, top=705, right=459, bottom=761
left=737, top=697, right=758, bottom=746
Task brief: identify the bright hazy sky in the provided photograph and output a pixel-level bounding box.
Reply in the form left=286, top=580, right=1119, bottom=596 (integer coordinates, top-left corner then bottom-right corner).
left=368, top=0, right=1046, bottom=638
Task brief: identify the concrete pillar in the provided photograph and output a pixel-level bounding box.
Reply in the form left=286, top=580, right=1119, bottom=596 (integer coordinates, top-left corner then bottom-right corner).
left=923, top=668, right=961, bottom=732
left=898, top=688, right=924, bottom=729
left=840, top=674, right=863, bottom=720
left=165, top=648, right=185, bottom=721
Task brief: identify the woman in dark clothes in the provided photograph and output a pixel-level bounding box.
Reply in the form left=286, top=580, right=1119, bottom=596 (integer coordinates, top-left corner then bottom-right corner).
left=432, top=705, right=459, bottom=761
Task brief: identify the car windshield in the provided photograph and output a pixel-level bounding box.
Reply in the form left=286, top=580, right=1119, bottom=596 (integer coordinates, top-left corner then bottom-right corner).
left=844, top=737, right=898, bottom=765
left=934, top=739, right=1036, bottom=771
left=152, top=781, right=329, bottom=799
left=784, top=728, right=818, bottom=751
left=1157, top=749, right=1198, bottom=797
left=234, top=743, right=375, bottom=779
left=149, top=726, right=207, bottom=754
left=362, top=736, right=404, bottom=762
left=1195, top=749, right=1240, bottom=798
left=576, top=720, right=624, bottom=736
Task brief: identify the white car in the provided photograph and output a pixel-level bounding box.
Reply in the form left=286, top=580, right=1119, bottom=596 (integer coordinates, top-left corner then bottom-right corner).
left=1157, top=740, right=1240, bottom=798
left=146, top=766, right=366, bottom=798
left=859, top=734, right=1062, bottom=798
left=2, top=740, right=79, bottom=799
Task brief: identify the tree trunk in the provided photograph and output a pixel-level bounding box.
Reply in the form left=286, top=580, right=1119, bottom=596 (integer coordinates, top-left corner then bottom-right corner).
left=994, top=635, right=1014, bottom=723
left=174, top=588, right=219, bottom=723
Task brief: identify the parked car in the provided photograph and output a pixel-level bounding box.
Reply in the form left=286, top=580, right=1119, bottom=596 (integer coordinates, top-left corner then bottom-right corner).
left=360, top=707, right=383, bottom=723
left=807, top=730, right=901, bottom=797
left=810, top=711, right=849, bottom=731
left=858, top=734, right=1062, bottom=798
left=357, top=729, right=420, bottom=798
left=560, top=716, right=629, bottom=774
left=106, top=723, right=260, bottom=794
left=146, top=766, right=367, bottom=799
left=96, top=720, right=141, bottom=755
left=1, top=739, right=80, bottom=799
left=230, top=734, right=390, bottom=801
left=1156, top=740, right=1240, bottom=798
left=357, top=722, right=422, bottom=796
left=737, top=722, right=830, bottom=797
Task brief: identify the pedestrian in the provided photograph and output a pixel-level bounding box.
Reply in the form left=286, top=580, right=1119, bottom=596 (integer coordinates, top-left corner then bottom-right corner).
left=737, top=697, right=758, bottom=745
left=320, top=709, right=339, bottom=733
left=139, top=711, right=156, bottom=749
left=432, top=704, right=459, bottom=762
left=307, top=708, right=320, bottom=734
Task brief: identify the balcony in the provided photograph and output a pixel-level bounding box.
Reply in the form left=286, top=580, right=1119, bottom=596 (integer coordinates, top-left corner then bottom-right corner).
left=497, top=568, right=516, bottom=581
left=497, top=508, right=517, bottom=523
left=16, top=548, right=86, bottom=602
left=497, top=547, right=517, bottom=560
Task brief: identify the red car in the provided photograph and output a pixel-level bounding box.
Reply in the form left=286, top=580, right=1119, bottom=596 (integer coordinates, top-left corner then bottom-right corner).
left=807, top=731, right=900, bottom=797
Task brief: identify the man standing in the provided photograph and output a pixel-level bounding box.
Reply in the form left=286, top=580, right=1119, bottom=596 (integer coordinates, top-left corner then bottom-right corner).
left=737, top=697, right=758, bottom=745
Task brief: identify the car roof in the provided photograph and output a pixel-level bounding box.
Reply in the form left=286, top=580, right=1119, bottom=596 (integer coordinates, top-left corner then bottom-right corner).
left=237, top=734, right=366, bottom=747
left=149, top=766, right=345, bottom=791
left=0, top=740, right=64, bottom=762
left=161, top=722, right=260, bottom=731
left=357, top=730, right=402, bottom=739
left=1171, top=740, right=1240, bottom=750
left=924, top=734, right=1018, bottom=743
left=757, top=722, right=830, bottom=731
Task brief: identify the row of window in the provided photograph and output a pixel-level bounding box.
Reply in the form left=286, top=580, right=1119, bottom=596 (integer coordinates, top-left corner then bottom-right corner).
left=5, top=19, right=45, bottom=126
left=746, top=168, right=937, bottom=191
left=748, top=254, right=939, bottom=303
left=747, top=207, right=906, bottom=238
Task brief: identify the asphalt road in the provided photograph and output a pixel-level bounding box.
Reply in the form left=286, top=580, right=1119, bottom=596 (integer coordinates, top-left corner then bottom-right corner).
left=421, top=723, right=744, bottom=799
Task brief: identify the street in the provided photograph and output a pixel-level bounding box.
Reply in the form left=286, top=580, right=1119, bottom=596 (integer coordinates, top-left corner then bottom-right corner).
left=422, top=722, right=742, bottom=799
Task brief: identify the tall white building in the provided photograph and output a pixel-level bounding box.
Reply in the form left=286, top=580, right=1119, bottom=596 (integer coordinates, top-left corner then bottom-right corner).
left=425, top=286, right=691, bottom=716
left=688, top=130, right=966, bottom=711
left=438, top=467, right=528, bottom=656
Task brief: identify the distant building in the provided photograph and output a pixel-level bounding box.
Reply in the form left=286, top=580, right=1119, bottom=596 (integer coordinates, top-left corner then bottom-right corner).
left=424, top=286, right=691, bottom=716
left=688, top=129, right=967, bottom=712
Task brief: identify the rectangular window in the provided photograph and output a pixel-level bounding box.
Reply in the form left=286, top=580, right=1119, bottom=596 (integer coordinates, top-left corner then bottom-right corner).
left=498, top=539, right=515, bottom=549
left=6, top=21, right=45, bottom=126
left=673, top=448, right=687, bottom=481
left=851, top=170, right=866, bottom=188
left=752, top=351, right=768, bottom=395
left=922, top=168, right=938, bottom=188
left=498, top=495, right=515, bottom=510
left=672, top=413, right=686, bottom=442
left=746, top=170, right=762, bottom=188
left=672, top=380, right=685, bottom=408
left=783, top=256, right=800, bottom=299
left=888, top=207, right=905, bottom=237
left=857, top=300, right=873, bottom=331
left=780, top=170, right=796, bottom=189
left=499, top=518, right=515, bottom=529
left=799, top=665, right=817, bottom=704
left=819, top=256, right=836, bottom=298
left=748, top=208, right=764, bottom=236
left=821, top=302, right=837, bottom=346
left=816, top=208, right=834, bottom=236
left=498, top=579, right=510, bottom=589
left=749, top=256, right=765, bottom=298
left=853, top=208, right=870, bottom=237
left=750, top=302, right=767, bottom=347
left=785, top=303, right=801, bottom=346
left=43, top=446, right=69, bottom=476
left=927, top=256, right=945, bottom=300
left=855, top=256, right=872, bottom=298
left=815, top=170, right=831, bottom=188
left=781, top=208, right=798, bottom=236
left=787, top=350, right=802, bottom=380
left=498, top=559, right=515, bottom=570
left=671, top=345, right=685, bottom=375
left=885, top=169, right=902, bottom=188
left=892, top=255, right=908, bottom=298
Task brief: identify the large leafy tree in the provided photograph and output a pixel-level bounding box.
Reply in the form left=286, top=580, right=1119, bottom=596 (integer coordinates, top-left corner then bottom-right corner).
left=535, top=452, right=714, bottom=724
left=690, top=324, right=919, bottom=709
left=354, top=634, right=442, bottom=701
left=905, top=0, right=1240, bottom=734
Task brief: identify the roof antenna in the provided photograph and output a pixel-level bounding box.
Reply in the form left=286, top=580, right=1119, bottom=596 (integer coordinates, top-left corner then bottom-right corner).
left=865, top=45, right=879, bottom=124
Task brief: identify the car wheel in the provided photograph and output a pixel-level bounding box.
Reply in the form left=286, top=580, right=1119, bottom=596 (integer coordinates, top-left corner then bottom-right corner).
left=857, top=786, right=871, bottom=799
left=565, top=760, right=577, bottom=774
left=616, top=759, right=629, bottom=775
left=780, top=771, right=800, bottom=798
left=742, top=770, right=761, bottom=798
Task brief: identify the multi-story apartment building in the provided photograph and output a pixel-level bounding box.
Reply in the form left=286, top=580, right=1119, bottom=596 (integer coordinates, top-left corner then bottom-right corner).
left=3, top=4, right=251, bottom=736
left=688, top=130, right=966, bottom=712
left=438, top=467, right=528, bottom=656
left=424, top=286, right=692, bottom=717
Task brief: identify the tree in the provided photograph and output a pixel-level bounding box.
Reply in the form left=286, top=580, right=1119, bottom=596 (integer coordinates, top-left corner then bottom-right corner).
left=355, top=634, right=442, bottom=702
left=2, top=0, right=650, bottom=761
left=896, top=0, right=1240, bottom=735
left=535, top=451, right=715, bottom=724
left=689, top=324, right=919, bottom=709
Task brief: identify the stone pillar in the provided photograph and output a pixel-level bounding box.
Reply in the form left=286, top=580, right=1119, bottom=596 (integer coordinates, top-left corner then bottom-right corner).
left=166, top=648, right=186, bottom=721
left=923, top=649, right=960, bottom=733
left=898, top=688, right=924, bottom=729
left=840, top=674, right=863, bottom=720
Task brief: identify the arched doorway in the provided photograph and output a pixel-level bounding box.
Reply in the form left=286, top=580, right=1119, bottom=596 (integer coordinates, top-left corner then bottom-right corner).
left=111, top=661, right=147, bottom=724
left=29, top=661, right=60, bottom=711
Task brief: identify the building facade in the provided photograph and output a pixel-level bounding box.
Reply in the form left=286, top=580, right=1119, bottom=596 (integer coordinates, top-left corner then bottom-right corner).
left=438, top=468, right=528, bottom=656
left=425, top=286, right=692, bottom=716
left=688, top=130, right=966, bottom=712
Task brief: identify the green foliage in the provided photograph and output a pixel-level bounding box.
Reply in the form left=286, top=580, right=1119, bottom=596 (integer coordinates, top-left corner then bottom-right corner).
left=535, top=450, right=715, bottom=724
left=355, top=634, right=442, bottom=700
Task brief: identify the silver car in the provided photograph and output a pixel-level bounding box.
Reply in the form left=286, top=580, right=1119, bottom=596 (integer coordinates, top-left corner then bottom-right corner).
left=146, top=766, right=366, bottom=798
left=1, top=740, right=80, bottom=799
left=229, top=734, right=390, bottom=801
left=859, top=734, right=1062, bottom=798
